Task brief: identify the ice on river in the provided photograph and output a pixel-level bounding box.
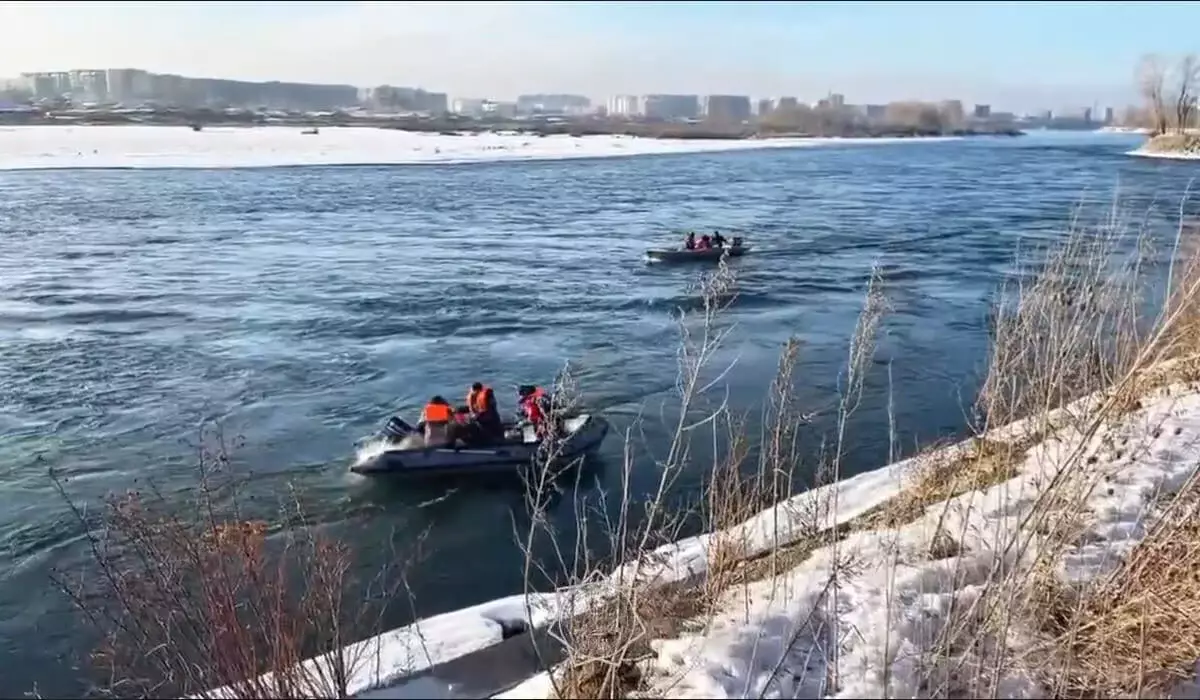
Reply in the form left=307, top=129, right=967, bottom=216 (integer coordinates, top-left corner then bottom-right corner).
left=0, top=125, right=959, bottom=171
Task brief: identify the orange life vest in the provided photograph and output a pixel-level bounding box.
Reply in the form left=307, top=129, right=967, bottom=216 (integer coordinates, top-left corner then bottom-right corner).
left=422, top=402, right=452, bottom=424
left=468, top=386, right=494, bottom=414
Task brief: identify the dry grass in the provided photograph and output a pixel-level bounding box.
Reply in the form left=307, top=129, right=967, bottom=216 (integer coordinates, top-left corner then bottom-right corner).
left=1140, top=133, right=1200, bottom=156
left=860, top=436, right=1035, bottom=531
left=1060, top=484, right=1200, bottom=697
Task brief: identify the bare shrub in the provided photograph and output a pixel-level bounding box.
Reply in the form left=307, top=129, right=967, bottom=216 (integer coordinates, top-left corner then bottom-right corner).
left=1140, top=54, right=1170, bottom=136
left=508, top=254, right=895, bottom=699
left=51, top=428, right=418, bottom=699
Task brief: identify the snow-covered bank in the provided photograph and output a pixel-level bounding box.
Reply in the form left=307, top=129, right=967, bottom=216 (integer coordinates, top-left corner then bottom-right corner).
left=1127, top=132, right=1200, bottom=160
left=495, top=373, right=1200, bottom=699
left=202, top=351, right=1200, bottom=699
left=203, top=434, right=929, bottom=699
left=1129, top=148, right=1200, bottom=161
left=0, top=125, right=960, bottom=171
left=252, top=354, right=1200, bottom=700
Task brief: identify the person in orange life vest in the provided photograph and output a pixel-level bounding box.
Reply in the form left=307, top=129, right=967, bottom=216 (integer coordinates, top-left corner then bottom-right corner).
left=467, top=382, right=502, bottom=440
left=419, top=395, right=453, bottom=447
left=697, top=234, right=713, bottom=250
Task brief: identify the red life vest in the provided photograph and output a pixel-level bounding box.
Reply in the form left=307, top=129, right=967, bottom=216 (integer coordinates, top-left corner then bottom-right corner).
left=522, top=387, right=547, bottom=424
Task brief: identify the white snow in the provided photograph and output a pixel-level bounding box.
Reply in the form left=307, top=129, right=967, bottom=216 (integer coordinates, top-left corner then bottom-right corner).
left=627, top=389, right=1200, bottom=699
left=0, top=125, right=959, bottom=170
left=491, top=377, right=1200, bottom=699
left=1128, top=147, right=1200, bottom=161
left=1097, top=126, right=1152, bottom=135
left=198, top=589, right=585, bottom=699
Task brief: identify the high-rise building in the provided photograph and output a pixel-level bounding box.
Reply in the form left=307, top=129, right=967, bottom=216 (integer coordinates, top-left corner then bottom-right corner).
left=973, top=104, right=991, bottom=119
left=480, top=100, right=518, bottom=119
left=606, top=95, right=641, bottom=117
left=939, top=99, right=964, bottom=127
left=702, top=95, right=752, bottom=123
left=642, top=94, right=700, bottom=120
left=105, top=68, right=154, bottom=102
left=776, top=96, right=799, bottom=111
left=21, top=71, right=73, bottom=99
left=516, top=93, right=591, bottom=116
left=368, top=86, right=448, bottom=114
left=452, top=98, right=486, bottom=117
left=67, top=69, right=108, bottom=102
left=757, top=98, right=773, bottom=117
left=1104, top=106, right=1114, bottom=124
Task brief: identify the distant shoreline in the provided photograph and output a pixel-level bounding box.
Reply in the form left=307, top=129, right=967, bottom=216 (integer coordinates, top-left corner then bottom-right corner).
left=0, top=111, right=1026, bottom=142
left=0, top=125, right=975, bottom=171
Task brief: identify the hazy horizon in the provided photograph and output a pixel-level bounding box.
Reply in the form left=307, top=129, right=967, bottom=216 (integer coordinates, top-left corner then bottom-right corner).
left=3, top=1, right=1197, bottom=112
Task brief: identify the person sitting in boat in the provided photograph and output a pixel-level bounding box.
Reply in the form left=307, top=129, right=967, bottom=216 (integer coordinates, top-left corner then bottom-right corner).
left=518, top=385, right=556, bottom=437
left=731, top=236, right=743, bottom=248
left=684, top=232, right=696, bottom=250
left=697, top=234, right=713, bottom=250
left=712, top=231, right=727, bottom=248
left=467, top=382, right=503, bottom=441
left=419, top=395, right=454, bottom=447
left=452, top=405, right=486, bottom=446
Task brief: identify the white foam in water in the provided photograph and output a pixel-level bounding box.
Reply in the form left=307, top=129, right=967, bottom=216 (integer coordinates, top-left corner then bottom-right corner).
left=353, top=438, right=393, bottom=467
left=0, top=125, right=961, bottom=170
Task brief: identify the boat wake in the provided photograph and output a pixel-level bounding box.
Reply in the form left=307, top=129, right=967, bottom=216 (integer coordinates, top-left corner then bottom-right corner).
left=352, top=437, right=393, bottom=468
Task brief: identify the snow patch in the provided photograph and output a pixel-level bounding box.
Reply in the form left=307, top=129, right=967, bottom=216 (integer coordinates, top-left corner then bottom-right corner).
left=1127, top=147, right=1200, bottom=161
left=633, top=386, right=1200, bottom=699
left=0, top=125, right=961, bottom=171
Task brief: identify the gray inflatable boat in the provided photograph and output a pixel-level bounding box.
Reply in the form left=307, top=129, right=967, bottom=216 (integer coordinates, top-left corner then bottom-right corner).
left=350, top=413, right=610, bottom=477
left=645, top=244, right=750, bottom=264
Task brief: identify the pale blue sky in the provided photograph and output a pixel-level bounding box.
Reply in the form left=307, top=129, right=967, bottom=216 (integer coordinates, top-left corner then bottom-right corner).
left=3, top=1, right=1197, bottom=110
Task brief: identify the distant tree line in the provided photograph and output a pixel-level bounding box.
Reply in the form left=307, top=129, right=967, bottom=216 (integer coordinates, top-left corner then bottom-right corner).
left=755, top=100, right=968, bottom=137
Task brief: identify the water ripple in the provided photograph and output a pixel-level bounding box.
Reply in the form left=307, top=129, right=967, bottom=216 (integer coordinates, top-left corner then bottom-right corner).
left=2, top=130, right=1198, bottom=695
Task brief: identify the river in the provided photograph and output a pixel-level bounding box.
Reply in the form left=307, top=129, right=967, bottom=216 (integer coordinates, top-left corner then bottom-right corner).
left=0, top=129, right=1193, bottom=695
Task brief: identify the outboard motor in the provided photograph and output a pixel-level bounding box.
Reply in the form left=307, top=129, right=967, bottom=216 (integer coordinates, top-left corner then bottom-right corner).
left=382, top=416, right=414, bottom=442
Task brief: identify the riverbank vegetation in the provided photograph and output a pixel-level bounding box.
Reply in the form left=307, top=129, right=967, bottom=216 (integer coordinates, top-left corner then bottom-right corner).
left=50, top=188, right=1200, bottom=699
left=1131, top=53, right=1200, bottom=157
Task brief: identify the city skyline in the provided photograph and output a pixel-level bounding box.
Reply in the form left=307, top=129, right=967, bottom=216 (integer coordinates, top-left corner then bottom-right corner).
left=3, top=1, right=1196, bottom=111
left=10, top=66, right=1117, bottom=124
left=4, top=65, right=1127, bottom=120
